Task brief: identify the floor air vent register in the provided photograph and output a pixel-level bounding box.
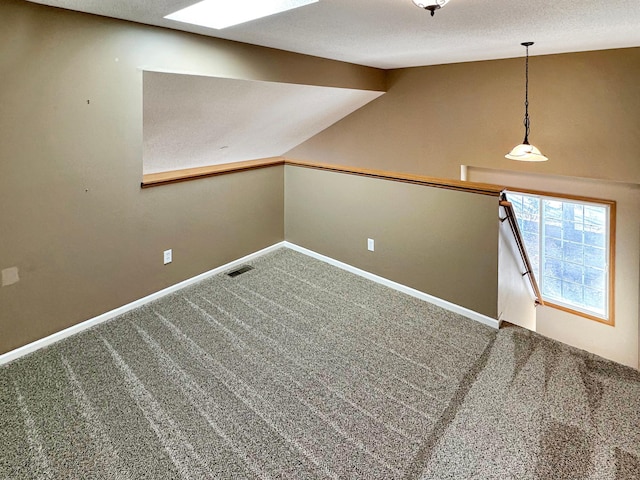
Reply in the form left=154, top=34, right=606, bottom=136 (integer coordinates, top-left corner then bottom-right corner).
left=226, top=265, right=254, bottom=278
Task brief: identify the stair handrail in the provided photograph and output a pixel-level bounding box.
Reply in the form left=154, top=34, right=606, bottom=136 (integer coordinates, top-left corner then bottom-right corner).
left=499, top=192, right=544, bottom=306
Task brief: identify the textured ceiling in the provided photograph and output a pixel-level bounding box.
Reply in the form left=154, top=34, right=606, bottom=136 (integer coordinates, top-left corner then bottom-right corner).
left=143, top=72, right=383, bottom=174
left=27, top=0, right=640, bottom=69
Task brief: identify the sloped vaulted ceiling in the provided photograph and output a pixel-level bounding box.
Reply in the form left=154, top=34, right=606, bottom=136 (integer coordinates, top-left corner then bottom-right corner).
left=143, top=72, right=384, bottom=174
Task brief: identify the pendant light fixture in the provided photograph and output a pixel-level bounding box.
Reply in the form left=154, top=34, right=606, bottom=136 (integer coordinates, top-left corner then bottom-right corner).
left=412, top=0, right=450, bottom=17
left=505, top=42, right=548, bottom=162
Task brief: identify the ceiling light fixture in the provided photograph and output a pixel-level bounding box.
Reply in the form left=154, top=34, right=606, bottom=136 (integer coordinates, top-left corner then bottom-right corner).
left=165, top=0, right=318, bottom=30
left=505, top=42, right=548, bottom=162
left=412, top=0, right=450, bottom=17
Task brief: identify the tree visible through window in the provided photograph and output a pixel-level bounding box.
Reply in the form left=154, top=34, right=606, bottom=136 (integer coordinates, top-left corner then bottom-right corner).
left=507, top=192, right=611, bottom=320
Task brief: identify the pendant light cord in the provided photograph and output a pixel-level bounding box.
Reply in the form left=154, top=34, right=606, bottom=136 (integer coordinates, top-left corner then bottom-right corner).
left=523, top=43, right=531, bottom=144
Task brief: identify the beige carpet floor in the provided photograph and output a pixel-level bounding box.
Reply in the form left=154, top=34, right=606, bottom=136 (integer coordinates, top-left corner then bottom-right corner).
left=1, top=248, right=639, bottom=479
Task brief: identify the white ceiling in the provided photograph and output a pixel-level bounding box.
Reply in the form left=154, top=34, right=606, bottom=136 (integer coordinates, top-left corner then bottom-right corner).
left=143, top=72, right=383, bottom=174
left=27, top=0, right=640, bottom=69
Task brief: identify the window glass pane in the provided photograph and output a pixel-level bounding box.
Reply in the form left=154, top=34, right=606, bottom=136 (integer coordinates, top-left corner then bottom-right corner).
left=507, top=194, right=526, bottom=234
left=579, top=204, right=606, bottom=248
left=523, top=232, right=539, bottom=275
left=584, top=245, right=606, bottom=268
left=523, top=196, right=540, bottom=221
left=563, top=241, right=584, bottom=264
left=542, top=276, right=562, bottom=298
left=544, top=221, right=562, bottom=240
left=584, top=287, right=605, bottom=312
left=507, top=192, right=540, bottom=279
left=563, top=263, right=584, bottom=284
left=584, top=230, right=606, bottom=248
left=563, top=203, right=583, bottom=222
left=522, top=219, right=538, bottom=233
left=544, top=200, right=562, bottom=221
left=544, top=258, right=563, bottom=279
left=562, top=282, right=584, bottom=305
left=509, top=194, right=523, bottom=208
left=562, top=221, right=584, bottom=242
left=584, top=206, right=605, bottom=226
left=584, top=267, right=605, bottom=290
left=545, top=237, right=562, bottom=259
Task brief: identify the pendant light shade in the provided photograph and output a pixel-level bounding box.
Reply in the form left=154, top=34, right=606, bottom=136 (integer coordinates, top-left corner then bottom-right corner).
left=505, top=143, right=548, bottom=162
left=412, top=0, right=450, bottom=17
left=506, top=42, right=548, bottom=162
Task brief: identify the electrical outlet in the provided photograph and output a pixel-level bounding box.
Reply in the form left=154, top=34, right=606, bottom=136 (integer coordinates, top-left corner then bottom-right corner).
left=163, top=249, right=172, bottom=265
left=367, top=238, right=375, bottom=252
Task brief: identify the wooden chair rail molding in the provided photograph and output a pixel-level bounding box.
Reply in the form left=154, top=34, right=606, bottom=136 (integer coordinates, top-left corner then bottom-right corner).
left=141, top=157, right=284, bottom=187
left=285, top=159, right=503, bottom=196
left=142, top=157, right=504, bottom=196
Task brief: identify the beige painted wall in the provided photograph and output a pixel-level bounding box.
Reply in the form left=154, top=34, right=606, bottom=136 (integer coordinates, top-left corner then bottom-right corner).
left=469, top=167, right=640, bottom=369
left=284, top=166, right=499, bottom=318
left=288, top=47, right=640, bottom=184
left=0, top=0, right=382, bottom=354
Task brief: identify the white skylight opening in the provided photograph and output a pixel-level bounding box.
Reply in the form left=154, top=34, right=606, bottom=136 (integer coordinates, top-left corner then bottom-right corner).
left=164, top=0, right=319, bottom=30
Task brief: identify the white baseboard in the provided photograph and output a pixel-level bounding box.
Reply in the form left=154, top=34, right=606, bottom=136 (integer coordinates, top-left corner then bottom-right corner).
left=284, top=242, right=500, bottom=330
left=1, top=240, right=497, bottom=366
left=0, top=242, right=286, bottom=366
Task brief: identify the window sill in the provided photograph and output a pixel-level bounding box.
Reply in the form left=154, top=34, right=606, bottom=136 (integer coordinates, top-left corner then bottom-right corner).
left=543, top=300, right=614, bottom=326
